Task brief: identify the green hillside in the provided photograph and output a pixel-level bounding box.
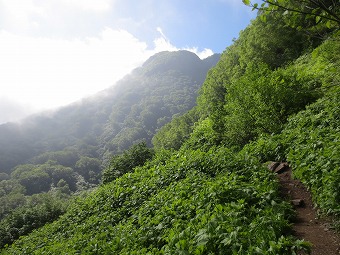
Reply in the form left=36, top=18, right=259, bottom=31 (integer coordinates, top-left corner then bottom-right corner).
left=1, top=1, right=340, bottom=254
left=0, top=51, right=220, bottom=248
left=0, top=51, right=220, bottom=175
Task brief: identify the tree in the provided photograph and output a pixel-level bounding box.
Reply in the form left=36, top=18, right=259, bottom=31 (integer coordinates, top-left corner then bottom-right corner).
left=152, top=109, right=199, bottom=150
left=0, top=173, right=9, bottom=181
left=0, top=192, right=69, bottom=248
left=243, top=0, right=340, bottom=29
left=75, top=156, right=102, bottom=183
left=102, top=142, right=154, bottom=184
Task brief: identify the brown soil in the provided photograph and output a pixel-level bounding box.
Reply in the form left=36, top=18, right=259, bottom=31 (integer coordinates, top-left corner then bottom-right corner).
left=277, top=168, right=340, bottom=255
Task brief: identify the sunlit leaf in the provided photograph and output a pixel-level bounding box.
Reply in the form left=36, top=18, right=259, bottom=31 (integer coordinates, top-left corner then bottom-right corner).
left=252, top=3, right=258, bottom=11
left=326, top=20, right=332, bottom=29
left=315, top=16, right=321, bottom=23
left=242, top=0, right=251, bottom=6
left=260, top=14, right=267, bottom=22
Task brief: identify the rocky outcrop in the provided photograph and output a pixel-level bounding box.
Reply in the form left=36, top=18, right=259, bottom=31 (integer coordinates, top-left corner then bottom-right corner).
left=268, top=161, right=289, bottom=174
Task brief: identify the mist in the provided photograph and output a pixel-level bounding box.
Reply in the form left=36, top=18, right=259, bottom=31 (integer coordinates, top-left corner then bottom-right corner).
left=0, top=97, right=37, bottom=124
left=0, top=30, right=214, bottom=125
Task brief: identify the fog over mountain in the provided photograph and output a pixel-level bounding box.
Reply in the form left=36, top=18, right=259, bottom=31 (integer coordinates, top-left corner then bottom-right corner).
left=0, top=1, right=256, bottom=126
left=0, top=50, right=220, bottom=173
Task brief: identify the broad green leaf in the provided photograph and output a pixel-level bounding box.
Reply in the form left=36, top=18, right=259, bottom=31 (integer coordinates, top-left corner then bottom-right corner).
left=326, top=20, right=332, bottom=29
left=242, top=0, right=250, bottom=6
left=315, top=16, right=321, bottom=23
left=252, top=3, right=258, bottom=11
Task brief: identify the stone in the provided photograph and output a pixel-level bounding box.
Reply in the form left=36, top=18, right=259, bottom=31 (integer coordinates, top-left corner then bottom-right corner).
left=274, top=162, right=289, bottom=174
left=268, top=161, right=280, bottom=171
left=291, top=199, right=304, bottom=207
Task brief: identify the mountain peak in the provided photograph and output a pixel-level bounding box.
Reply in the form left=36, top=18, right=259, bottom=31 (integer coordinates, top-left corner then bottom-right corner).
left=140, top=50, right=218, bottom=77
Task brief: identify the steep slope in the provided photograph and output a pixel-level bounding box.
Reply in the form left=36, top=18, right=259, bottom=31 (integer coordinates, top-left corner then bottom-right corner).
left=0, top=51, right=220, bottom=248
left=1, top=148, right=310, bottom=254
left=2, top=2, right=339, bottom=253
left=0, top=51, right=220, bottom=174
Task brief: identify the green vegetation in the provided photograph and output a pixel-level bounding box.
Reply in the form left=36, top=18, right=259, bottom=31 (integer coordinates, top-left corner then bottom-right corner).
left=152, top=109, right=199, bottom=150
left=242, top=86, right=340, bottom=227
left=285, top=87, right=340, bottom=216
left=241, top=35, right=340, bottom=220
left=1, top=1, right=340, bottom=253
left=1, top=148, right=310, bottom=254
left=0, top=190, right=70, bottom=248
left=102, top=141, right=154, bottom=184
left=245, top=0, right=340, bottom=30
left=0, top=51, right=218, bottom=248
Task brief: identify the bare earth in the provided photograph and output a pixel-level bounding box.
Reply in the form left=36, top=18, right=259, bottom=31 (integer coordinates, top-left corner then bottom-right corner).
left=277, top=168, right=340, bottom=255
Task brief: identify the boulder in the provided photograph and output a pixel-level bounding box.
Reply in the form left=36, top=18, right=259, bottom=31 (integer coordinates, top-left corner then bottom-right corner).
left=267, top=161, right=289, bottom=174
left=291, top=199, right=304, bottom=207
left=274, top=162, right=289, bottom=174
left=268, top=161, right=280, bottom=171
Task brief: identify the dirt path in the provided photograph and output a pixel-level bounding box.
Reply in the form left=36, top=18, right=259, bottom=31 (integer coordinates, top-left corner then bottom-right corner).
left=276, top=167, right=340, bottom=254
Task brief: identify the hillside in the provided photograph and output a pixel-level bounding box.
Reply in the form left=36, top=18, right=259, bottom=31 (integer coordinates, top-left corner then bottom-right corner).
left=1, top=1, right=340, bottom=254
left=0, top=51, right=219, bottom=248
left=0, top=51, right=220, bottom=176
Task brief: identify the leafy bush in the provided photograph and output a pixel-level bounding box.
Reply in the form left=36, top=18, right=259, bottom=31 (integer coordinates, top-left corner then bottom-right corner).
left=10, top=162, right=77, bottom=195
left=75, top=156, right=102, bottom=183
left=152, top=109, right=198, bottom=151
left=2, top=147, right=309, bottom=254
left=283, top=87, right=340, bottom=215
left=0, top=192, right=70, bottom=248
left=102, top=141, right=155, bottom=184
left=242, top=134, right=285, bottom=163
left=242, top=85, right=340, bottom=222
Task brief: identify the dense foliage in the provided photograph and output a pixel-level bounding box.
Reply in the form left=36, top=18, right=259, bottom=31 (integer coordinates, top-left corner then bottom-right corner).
left=152, top=109, right=199, bottom=150
left=239, top=34, right=340, bottom=222
left=102, top=142, right=154, bottom=184
left=243, top=87, right=340, bottom=225
left=0, top=191, right=70, bottom=248
left=1, top=148, right=310, bottom=254
left=244, top=0, right=340, bottom=31
left=285, top=87, right=340, bottom=216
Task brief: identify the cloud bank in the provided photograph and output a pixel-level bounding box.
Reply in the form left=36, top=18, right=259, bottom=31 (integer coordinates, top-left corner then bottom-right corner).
left=0, top=27, right=213, bottom=124
left=2, top=0, right=255, bottom=124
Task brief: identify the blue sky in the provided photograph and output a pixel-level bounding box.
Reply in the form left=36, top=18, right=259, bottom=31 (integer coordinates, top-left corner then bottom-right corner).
left=0, top=0, right=257, bottom=124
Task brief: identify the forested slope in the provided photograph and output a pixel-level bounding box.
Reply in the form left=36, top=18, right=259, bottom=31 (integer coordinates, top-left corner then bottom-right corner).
left=1, top=0, right=340, bottom=254
left=0, top=51, right=220, bottom=175
left=0, top=51, right=219, bottom=248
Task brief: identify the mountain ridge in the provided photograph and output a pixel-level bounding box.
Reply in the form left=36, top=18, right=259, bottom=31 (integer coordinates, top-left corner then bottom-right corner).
left=0, top=50, right=220, bottom=174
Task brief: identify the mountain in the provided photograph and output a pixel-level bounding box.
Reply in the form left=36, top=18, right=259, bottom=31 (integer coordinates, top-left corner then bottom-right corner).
left=1, top=2, right=340, bottom=253
left=0, top=51, right=220, bottom=175
left=0, top=51, right=220, bottom=248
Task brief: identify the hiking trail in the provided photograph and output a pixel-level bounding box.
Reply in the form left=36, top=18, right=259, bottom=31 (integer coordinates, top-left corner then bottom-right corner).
left=270, top=162, right=340, bottom=254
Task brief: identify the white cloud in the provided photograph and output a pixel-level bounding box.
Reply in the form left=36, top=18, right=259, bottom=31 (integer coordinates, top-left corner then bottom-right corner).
left=0, top=0, right=43, bottom=32
left=0, top=26, right=213, bottom=124
left=59, top=0, right=114, bottom=12
left=0, top=0, right=216, bottom=125
left=153, top=27, right=214, bottom=59
left=153, top=27, right=178, bottom=52
left=0, top=0, right=116, bottom=37
left=0, top=28, right=149, bottom=111
left=186, top=48, right=214, bottom=59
